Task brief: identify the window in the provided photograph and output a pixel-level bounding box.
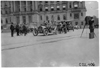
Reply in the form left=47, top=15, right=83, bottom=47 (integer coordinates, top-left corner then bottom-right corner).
left=5, top=10, right=7, bottom=14
left=16, top=16, right=19, bottom=24
left=63, top=8, right=66, bottom=10
left=50, top=1, right=54, bottom=3
left=46, top=16, right=48, bottom=20
left=58, top=15, right=60, bottom=20
left=74, top=13, right=79, bottom=19
left=45, top=9, right=48, bottom=11
left=81, top=13, right=83, bottom=16
left=6, top=19, right=8, bottom=24
left=73, top=1, right=79, bottom=9
left=40, top=8, right=42, bottom=11
left=39, top=5, right=43, bottom=11
left=63, top=15, right=66, bottom=20
left=51, top=8, right=54, bottom=11
left=30, top=1, right=32, bottom=11
left=40, top=15, right=42, bottom=20
left=81, top=22, right=83, bottom=25
left=16, top=1, right=20, bottom=12
left=24, top=7, right=26, bottom=11
left=45, top=7, right=48, bottom=11
left=45, top=1, right=48, bottom=3
left=70, top=3, right=71, bottom=8
left=30, top=8, right=32, bottom=11
left=57, top=6, right=60, bottom=10
left=75, top=22, right=78, bottom=25
left=51, top=15, right=54, bottom=21
left=63, top=5, right=66, bottom=10
left=51, top=6, right=54, bottom=11
left=70, top=13, right=72, bottom=17
left=29, top=16, right=31, bottom=23
left=57, top=8, right=60, bottom=10
left=23, top=16, right=26, bottom=24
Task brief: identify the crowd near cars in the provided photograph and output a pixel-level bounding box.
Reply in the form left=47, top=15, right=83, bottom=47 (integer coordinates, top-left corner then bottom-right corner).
left=31, top=21, right=74, bottom=36
left=3, top=20, right=99, bottom=37
left=1, top=21, right=80, bottom=36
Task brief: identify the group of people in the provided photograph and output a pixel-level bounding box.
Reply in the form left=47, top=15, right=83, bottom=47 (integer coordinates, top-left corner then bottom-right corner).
left=42, top=21, right=74, bottom=34
left=10, top=23, right=28, bottom=37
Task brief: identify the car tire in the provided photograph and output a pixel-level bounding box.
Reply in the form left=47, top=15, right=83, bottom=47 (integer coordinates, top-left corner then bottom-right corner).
left=33, top=28, right=38, bottom=36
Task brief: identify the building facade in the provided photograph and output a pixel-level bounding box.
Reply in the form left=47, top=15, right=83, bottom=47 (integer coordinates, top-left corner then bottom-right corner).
left=1, top=1, right=86, bottom=27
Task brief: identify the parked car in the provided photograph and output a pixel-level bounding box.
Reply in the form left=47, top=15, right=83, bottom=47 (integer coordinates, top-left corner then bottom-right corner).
left=32, top=24, right=57, bottom=36
left=66, top=21, right=74, bottom=31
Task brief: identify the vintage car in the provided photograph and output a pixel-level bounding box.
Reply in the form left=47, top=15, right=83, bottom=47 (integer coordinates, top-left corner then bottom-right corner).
left=66, top=21, right=74, bottom=31
left=32, top=24, right=57, bottom=36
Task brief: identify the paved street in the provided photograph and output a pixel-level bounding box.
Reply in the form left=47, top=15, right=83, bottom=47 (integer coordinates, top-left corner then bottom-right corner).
left=2, top=29, right=99, bottom=67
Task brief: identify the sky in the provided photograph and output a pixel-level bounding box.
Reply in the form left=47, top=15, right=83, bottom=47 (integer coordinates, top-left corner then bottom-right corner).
left=85, top=1, right=99, bottom=18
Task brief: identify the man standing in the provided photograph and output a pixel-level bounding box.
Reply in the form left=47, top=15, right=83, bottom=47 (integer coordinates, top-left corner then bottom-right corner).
left=23, top=24, right=27, bottom=36
left=89, top=17, right=94, bottom=39
left=16, top=24, right=20, bottom=36
left=10, top=23, right=15, bottom=37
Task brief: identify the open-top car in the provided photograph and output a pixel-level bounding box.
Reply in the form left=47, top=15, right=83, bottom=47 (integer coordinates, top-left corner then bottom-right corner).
left=32, top=24, right=57, bottom=36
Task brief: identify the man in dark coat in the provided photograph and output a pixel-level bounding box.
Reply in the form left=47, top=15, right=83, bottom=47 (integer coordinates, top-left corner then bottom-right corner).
left=16, top=24, right=20, bottom=36
left=89, top=17, right=94, bottom=33
left=10, top=23, right=15, bottom=37
left=23, top=24, right=27, bottom=36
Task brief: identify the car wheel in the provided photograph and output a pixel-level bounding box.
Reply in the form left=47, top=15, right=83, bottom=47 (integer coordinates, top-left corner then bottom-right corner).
left=43, top=29, right=48, bottom=36
left=33, top=28, right=38, bottom=36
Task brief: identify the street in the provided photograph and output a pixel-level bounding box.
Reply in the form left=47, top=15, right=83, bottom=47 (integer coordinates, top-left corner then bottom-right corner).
left=2, top=29, right=99, bottom=67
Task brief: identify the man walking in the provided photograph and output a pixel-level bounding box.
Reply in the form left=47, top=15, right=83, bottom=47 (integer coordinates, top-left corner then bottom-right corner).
left=10, top=23, right=15, bottom=37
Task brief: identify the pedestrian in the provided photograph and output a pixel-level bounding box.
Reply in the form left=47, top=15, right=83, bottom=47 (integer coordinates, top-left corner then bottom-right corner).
left=16, top=24, right=20, bottom=36
left=23, top=24, right=27, bottom=36
left=89, top=17, right=94, bottom=39
left=63, top=21, right=67, bottom=33
left=89, top=17, right=94, bottom=33
left=10, top=23, right=15, bottom=37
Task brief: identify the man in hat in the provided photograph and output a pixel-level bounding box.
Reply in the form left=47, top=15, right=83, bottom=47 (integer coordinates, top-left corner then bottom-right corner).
left=10, top=23, right=15, bottom=37
left=89, top=17, right=94, bottom=33
left=89, top=17, right=94, bottom=39
left=16, top=24, right=20, bottom=36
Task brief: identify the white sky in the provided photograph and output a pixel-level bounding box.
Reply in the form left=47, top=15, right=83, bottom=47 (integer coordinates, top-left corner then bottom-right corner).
left=85, top=1, right=99, bottom=18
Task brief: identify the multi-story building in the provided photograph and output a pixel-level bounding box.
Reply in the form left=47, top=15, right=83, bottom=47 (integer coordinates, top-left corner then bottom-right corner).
left=1, top=1, right=86, bottom=27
